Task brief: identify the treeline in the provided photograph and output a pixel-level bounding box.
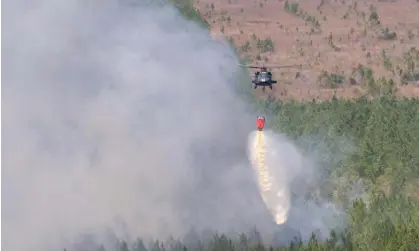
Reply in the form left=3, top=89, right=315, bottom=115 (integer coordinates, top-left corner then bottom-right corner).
left=169, top=0, right=208, bottom=28
left=261, top=95, right=419, bottom=184
left=70, top=96, right=419, bottom=251
left=257, top=95, right=419, bottom=250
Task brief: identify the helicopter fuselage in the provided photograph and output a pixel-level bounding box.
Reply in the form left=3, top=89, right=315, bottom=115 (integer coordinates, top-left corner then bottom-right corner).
left=253, top=71, right=277, bottom=90
left=239, top=63, right=302, bottom=91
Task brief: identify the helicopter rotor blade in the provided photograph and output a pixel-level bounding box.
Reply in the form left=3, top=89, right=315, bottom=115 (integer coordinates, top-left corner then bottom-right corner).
left=240, top=64, right=304, bottom=69
left=238, top=64, right=262, bottom=69
left=268, top=64, right=303, bottom=69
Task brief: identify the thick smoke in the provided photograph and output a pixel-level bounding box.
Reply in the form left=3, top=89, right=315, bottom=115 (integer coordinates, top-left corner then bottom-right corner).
left=2, top=0, right=358, bottom=250
left=2, top=0, right=277, bottom=250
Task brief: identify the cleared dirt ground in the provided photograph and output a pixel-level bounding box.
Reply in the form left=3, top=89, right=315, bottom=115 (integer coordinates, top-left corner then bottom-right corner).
left=194, top=0, right=419, bottom=100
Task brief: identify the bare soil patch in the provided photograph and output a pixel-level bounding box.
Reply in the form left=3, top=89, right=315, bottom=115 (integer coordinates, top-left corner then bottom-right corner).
left=194, top=0, right=419, bottom=101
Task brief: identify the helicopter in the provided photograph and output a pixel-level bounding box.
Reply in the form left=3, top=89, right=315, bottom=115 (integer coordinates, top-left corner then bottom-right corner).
left=239, top=64, right=302, bottom=91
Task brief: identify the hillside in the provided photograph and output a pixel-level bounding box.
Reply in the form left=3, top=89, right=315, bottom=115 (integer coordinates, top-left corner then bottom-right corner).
left=194, top=0, right=419, bottom=101
left=7, top=0, right=419, bottom=250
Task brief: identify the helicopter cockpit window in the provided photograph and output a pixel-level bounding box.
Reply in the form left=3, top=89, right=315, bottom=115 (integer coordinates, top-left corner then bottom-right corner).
left=258, top=72, right=269, bottom=80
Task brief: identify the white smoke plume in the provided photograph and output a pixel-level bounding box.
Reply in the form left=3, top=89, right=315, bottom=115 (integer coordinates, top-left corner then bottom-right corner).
left=2, top=0, right=355, bottom=250
left=2, top=0, right=277, bottom=250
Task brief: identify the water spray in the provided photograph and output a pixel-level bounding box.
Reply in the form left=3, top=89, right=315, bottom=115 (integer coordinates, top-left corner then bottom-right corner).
left=247, top=117, right=291, bottom=225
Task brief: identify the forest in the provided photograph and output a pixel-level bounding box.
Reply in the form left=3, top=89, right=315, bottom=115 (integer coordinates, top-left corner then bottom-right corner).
left=82, top=94, right=419, bottom=251
left=67, top=1, right=419, bottom=250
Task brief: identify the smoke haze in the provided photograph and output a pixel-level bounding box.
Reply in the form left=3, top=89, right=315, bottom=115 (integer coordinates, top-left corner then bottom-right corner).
left=2, top=0, right=273, bottom=250
left=2, top=0, right=352, bottom=250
